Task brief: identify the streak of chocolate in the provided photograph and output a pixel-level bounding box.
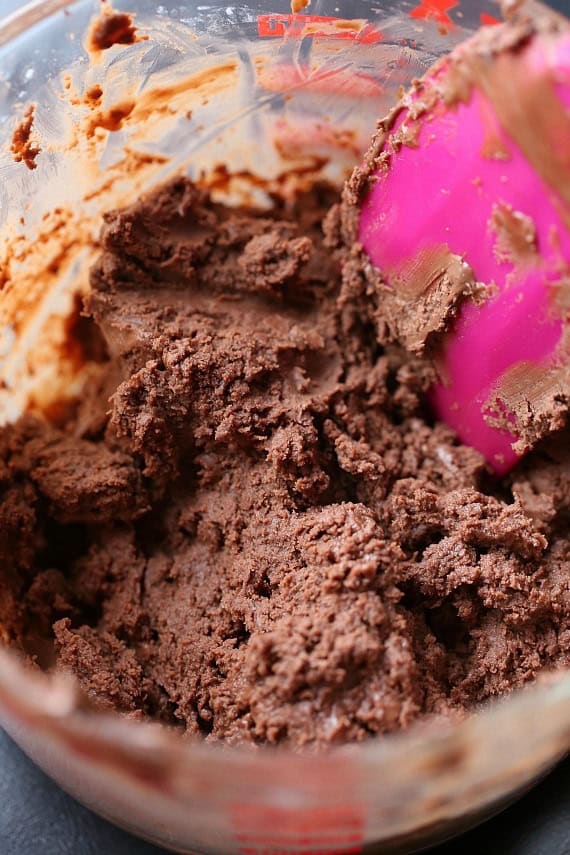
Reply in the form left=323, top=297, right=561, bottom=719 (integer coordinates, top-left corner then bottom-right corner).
left=10, top=105, right=40, bottom=171
left=87, top=10, right=141, bottom=52
left=489, top=203, right=538, bottom=267
left=464, top=39, right=570, bottom=213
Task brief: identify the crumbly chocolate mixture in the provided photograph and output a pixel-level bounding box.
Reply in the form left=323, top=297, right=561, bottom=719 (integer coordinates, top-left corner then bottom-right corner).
left=2, top=177, right=569, bottom=748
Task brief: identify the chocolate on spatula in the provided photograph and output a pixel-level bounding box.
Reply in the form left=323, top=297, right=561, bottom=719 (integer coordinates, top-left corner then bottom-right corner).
left=346, top=3, right=570, bottom=472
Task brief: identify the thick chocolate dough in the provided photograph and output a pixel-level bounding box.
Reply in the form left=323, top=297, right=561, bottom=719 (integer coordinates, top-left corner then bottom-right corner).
left=2, top=178, right=569, bottom=748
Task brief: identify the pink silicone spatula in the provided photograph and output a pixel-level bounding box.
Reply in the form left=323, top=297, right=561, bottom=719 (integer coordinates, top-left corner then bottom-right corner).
left=358, top=6, right=570, bottom=473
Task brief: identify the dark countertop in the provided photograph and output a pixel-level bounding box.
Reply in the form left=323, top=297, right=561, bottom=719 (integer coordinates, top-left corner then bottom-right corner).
left=0, top=728, right=568, bottom=855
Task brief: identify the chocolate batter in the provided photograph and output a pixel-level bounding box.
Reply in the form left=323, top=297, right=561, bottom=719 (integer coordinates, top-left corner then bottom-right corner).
left=1, top=177, right=569, bottom=748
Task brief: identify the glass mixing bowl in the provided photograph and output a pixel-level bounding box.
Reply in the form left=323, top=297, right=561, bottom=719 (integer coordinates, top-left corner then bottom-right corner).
left=0, top=1, right=569, bottom=853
